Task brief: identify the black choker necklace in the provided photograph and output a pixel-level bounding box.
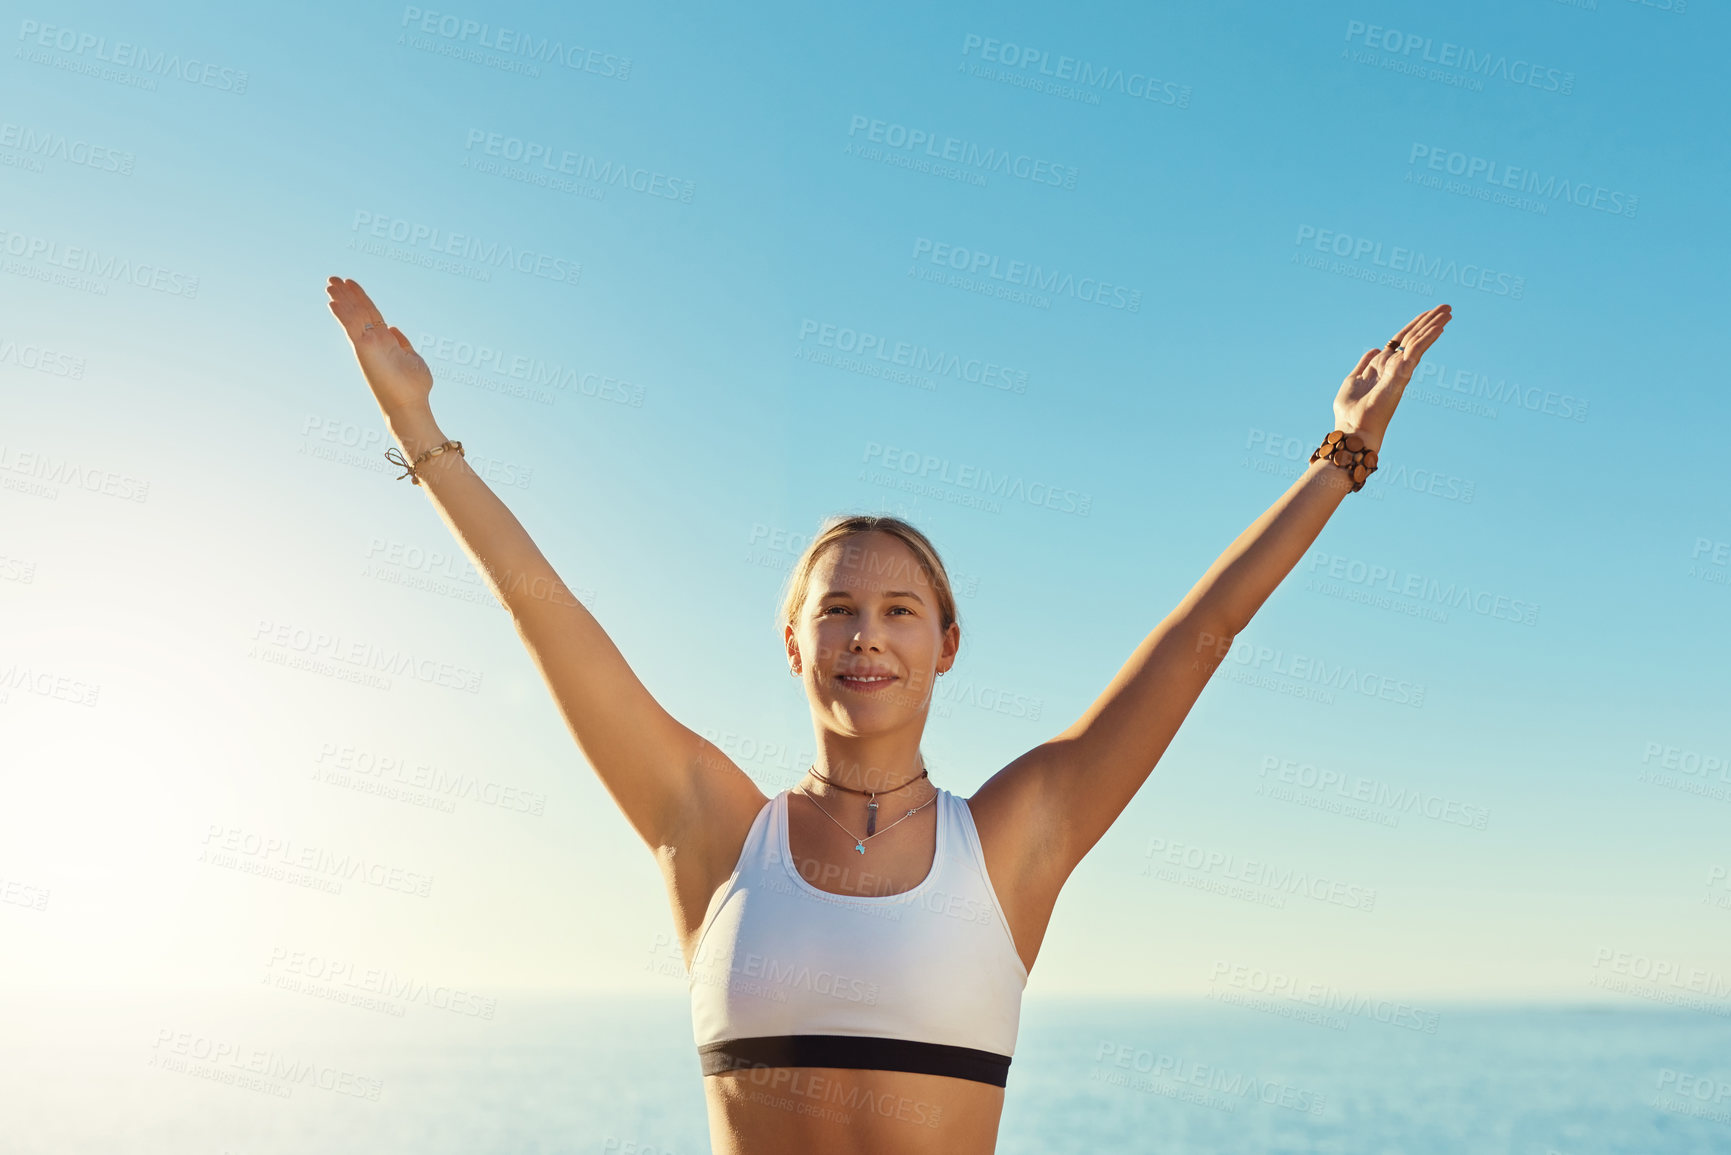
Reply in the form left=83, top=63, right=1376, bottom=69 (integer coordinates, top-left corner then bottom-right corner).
left=804, top=764, right=929, bottom=836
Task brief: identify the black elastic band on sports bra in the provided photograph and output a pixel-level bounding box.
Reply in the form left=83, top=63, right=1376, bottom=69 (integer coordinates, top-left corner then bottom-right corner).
left=698, top=1034, right=1011, bottom=1088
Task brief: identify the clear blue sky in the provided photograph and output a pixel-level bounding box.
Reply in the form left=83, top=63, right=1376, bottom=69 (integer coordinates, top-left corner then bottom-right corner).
left=2, top=0, right=1727, bottom=1004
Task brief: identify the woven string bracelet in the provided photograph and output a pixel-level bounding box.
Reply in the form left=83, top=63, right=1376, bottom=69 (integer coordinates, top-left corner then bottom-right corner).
left=384, top=440, right=464, bottom=486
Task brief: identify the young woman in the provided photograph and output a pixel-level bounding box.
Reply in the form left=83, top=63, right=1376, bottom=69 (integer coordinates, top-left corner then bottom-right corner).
left=327, top=276, right=1451, bottom=1153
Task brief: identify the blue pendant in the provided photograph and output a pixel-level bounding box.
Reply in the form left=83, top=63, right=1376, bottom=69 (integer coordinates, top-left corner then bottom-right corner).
left=854, top=842, right=865, bottom=854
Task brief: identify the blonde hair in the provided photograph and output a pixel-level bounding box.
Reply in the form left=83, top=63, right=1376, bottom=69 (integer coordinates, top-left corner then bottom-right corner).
left=778, top=515, right=960, bottom=639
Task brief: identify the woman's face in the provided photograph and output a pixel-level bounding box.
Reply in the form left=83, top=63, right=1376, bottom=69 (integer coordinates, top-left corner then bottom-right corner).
left=786, top=532, right=959, bottom=732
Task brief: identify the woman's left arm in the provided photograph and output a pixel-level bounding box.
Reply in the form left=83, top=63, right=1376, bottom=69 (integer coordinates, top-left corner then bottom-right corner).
left=984, top=305, right=1453, bottom=882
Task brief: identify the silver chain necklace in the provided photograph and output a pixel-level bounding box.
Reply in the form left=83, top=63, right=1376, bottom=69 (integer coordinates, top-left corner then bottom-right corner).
left=794, top=765, right=937, bottom=855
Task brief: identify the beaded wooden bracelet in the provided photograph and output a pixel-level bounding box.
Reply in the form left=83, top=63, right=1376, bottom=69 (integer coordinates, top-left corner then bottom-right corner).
left=1310, top=430, right=1378, bottom=492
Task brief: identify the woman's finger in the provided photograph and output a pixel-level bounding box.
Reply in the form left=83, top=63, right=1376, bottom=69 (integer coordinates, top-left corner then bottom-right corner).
left=1389, top=305, right=1440, bottom=350
left=326, top=278, right=368, bottom=332
left=326, top=293, right=368, bottom=344
left=332, top=277, right=380, bottom=319
left=1410, top=322, right=1445, bottom=356
left=339, top=277, right=375, bottom=309
left=1398, top=304, right=1449, bottom=348
left=1385, top=312, right=1424, bottom=350
left=327, top=278, right=393, bottom=346
left=1405, top=313, right=1450, bottom=357
left=1388, top=316, right=1449, bottom=378
left=1348, top=347, right=1379, bottom=378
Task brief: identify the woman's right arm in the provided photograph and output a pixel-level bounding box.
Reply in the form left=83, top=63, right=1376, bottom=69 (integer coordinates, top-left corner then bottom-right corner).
left=327, top=277, right=754, bottom=853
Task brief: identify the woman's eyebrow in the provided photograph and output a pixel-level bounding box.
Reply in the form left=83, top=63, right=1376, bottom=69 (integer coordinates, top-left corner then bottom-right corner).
left=820, top=589, right=926, bottom=603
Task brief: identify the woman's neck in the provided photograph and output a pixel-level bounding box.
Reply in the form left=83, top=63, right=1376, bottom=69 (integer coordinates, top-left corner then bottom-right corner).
left=801, top=751, right=932, bottom=798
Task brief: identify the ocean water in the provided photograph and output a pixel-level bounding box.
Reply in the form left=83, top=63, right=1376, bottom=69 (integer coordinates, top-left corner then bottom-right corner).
left=4, top=993, right=1728, bottom=1154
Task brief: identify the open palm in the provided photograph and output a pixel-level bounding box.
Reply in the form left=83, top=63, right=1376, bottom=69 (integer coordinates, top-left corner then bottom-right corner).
left=326, top=276, right=434, bottom=420
left=1333, top=303, right=1452, bottom=450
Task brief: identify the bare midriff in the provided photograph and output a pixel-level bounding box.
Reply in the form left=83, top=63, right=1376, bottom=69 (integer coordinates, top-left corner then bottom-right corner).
left=701, top=1065, right=1005, bottom=1154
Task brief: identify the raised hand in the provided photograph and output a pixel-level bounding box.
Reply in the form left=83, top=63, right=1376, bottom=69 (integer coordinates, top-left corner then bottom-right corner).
left=326, top=276, right=434, bottom=421
left=1332, top=304, right=1453, bottom=452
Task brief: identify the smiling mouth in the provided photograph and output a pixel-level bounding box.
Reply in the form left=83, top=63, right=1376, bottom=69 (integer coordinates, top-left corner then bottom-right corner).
left=836, top=675, right=898, bottom=691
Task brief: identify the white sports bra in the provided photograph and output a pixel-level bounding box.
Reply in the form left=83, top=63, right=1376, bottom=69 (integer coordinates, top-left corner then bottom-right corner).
left=686, top=787, right=1029, bottom=1087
